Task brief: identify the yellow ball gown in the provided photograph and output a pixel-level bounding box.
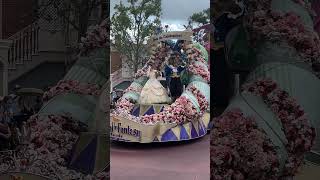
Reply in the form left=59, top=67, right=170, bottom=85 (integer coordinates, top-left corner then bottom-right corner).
left=139, top=69, right=171, bottom=105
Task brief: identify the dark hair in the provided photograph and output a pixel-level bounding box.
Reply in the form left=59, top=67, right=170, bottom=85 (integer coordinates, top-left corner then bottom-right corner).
left=3, top=96, right=10, bottom=103
left=168, top=57, right=175, bottom=65
left=173, top=51, right=180, bottom=56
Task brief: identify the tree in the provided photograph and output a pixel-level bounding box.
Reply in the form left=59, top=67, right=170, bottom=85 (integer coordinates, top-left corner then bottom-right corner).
left=111, top=0, right=161, bottom=73
left=36, top=0, right=108, bottom=41
left=189, top=8, right=210, bottom=26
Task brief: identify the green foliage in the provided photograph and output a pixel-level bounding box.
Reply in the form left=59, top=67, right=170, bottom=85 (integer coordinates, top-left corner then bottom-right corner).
left=180, top=69, right=190, bottom=85
left=189, top=8, right=210, bottom=26
left=111, top=0, right=162, bottom=73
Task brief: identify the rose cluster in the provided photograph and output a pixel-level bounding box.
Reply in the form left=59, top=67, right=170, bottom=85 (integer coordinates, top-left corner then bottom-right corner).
left=187, top=46, right=210, bottom=83
left=80, top=19, right=108, bottom=55
left=243, top=78, right=316, bottom=177
left=152, top=46, right=170, bottom=70
left=162, top=95, right=201, bottom=123
left=188, top=62, right=210, bottom=83
left=244, top=0, right=272, bottom=13
left=195, top=56, right=207, bottom=64
left=115, top=91, right=204, bottom=125
left=0, top=114, right=108, bottom=179
left=124, top=85, right=142, bottom=94
left=245, top=0, right=320, bottom=77
left=210, top=109, right=280, bottom=180
left=187, top=85, right=209, bottom=114
left=140, top=111, right=166, bottom=124
left=43, top=80, right=101, bottom=102
left=115, top=98, right=135, bottom=114
left=134, top=66, right=150, bottom=79
left=26, top=115, right=80, bottom=169
left=134, top=44, right=171, bottom=79
left=141, top=96, right=200, bottom=124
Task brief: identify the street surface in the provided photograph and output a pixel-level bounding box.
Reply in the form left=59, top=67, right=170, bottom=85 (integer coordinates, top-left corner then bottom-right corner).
left=111, top=135, right=210, bottom=180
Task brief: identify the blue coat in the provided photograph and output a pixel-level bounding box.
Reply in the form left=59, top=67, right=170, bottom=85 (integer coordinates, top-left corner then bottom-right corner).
left=164, top=65, right=185, bottom=86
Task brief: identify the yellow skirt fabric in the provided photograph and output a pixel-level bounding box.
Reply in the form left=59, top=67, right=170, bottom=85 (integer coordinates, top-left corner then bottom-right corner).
left=139, top=79, right=171, bottom=104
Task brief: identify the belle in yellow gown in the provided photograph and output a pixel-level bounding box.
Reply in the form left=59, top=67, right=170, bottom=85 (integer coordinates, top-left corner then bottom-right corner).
left=139, top=68, right=171, bottom=105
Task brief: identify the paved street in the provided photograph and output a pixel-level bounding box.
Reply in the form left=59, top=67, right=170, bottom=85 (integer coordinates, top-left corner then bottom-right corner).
left=111, top=135, right=210, bottom=180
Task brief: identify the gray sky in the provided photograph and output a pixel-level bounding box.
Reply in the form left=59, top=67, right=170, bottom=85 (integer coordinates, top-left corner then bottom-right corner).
left=110, top=0, right=209, bottom=31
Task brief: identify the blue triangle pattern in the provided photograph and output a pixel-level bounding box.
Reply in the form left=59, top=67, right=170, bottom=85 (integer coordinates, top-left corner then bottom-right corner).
left=69, top=136, right=97, bottom=174
left=208, top=121, right=214, bottom=130
left=160, top=106, right=165, bottom=112
left=198, top=122, right=205, bottom=136
left=161, top=129, right=178, bottom=141
left=191, top=123, right=198, bottom=139
left=131, top=106, right=140, bottom=117
left=144, top=106, right=155, bottom=116
left=179, top=125, right=189, bottom=140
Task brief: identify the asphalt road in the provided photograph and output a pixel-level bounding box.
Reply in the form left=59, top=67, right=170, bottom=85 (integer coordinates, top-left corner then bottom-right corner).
left=110, top=135, right=210, bottom=180
left=294, top=162, right=320, bottom=180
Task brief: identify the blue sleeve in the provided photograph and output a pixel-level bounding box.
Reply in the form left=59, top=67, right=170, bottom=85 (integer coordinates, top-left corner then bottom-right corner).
left=164, top=65, right=171, bottom=86
left=178, top=66, right=185, bottom=73
left=165, top=65, right=172, bottom=76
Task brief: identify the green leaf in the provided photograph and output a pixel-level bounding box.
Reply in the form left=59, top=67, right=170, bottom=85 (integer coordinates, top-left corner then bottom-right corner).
left=189, top=8, right=210, bottom=26
left=111, top=0, right=162, bottom=72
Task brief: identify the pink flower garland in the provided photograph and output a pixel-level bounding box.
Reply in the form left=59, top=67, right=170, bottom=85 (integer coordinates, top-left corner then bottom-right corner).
left=43, top=80, right=101, bottom=102
left=245, top=0, right=320, bottom=78
left=190, top=47, right=202, bottom=56
left=141, top=96, right=200, bottom=124
left=27, top=114, right=80, bottom=156
left=134, top=45, right=171, bottom=79
left=0, top=114, right=108, bottom=179
left=116, top=85, right=208, bottom=125
left=134, top=67, right=149, bottom=79
left=187, top=85, right=209, bottom=113
left=188, top=62, right=210, bottom=83
left=80, top=19, right=108, bottom=55
left=115, top=98, right=135, bottom=114
left=195, top=56, right=207, bottom=64
left=124, top=86, right=142, bottom=94
left=118, top=85, right=209, bottom=125
left=242, top=78, right=316, bottom=177
left=210, top=109, right=279, bottom=180
left=187, top=47, right=210, bottom=83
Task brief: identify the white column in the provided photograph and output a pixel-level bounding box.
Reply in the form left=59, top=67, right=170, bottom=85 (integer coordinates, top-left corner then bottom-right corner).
left=0, top=39, right=13, bottom=96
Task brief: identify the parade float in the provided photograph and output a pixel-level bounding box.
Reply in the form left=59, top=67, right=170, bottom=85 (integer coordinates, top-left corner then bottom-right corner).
left=0, top=20, right=109, bottom=179
left=111, top=30, right=211, bottom=143
left=211, top=0, right=320, bottom=179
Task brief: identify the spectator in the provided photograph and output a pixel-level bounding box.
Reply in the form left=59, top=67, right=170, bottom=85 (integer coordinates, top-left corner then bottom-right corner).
left=112, top=90, right=117, bottom=102
left=0, top=97, right=5, bottom=122
left=1, top=96, right=12, bottom=124
left=0, top=122, right=11, bottom=150
left=115, top=91, right=122, bottom=102
left=211, top=1, right=243, bottom=107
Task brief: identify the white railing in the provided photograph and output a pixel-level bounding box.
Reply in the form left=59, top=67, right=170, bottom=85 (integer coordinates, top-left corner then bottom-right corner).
left=7, top=22, right=40, bottom=70
left=111, top=69, right=123, bottom=88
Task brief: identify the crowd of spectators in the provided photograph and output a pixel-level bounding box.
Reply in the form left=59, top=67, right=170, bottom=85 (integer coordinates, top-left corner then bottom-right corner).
left=0, top=86, right=43, bottom=150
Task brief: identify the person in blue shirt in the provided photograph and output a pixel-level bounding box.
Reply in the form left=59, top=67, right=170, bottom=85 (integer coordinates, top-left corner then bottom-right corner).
left=211, top=1, right=244, bottom=107
left=165, top=52, right=185, bottom=101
